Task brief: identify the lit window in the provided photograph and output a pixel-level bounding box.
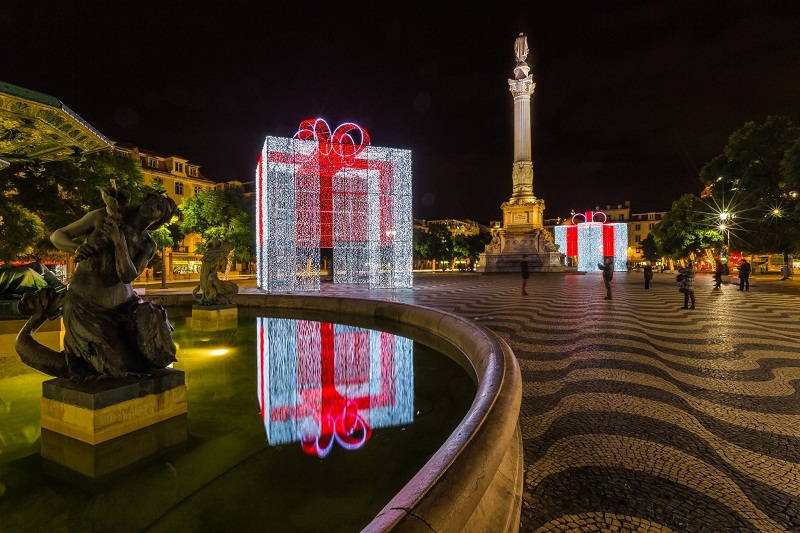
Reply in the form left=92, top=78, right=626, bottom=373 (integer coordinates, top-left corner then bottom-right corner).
left=175, top=182, right=184, bottom=195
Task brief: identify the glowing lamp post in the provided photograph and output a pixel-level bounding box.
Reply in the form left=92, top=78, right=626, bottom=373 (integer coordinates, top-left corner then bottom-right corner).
left=718, top=211, right=732, bottom=252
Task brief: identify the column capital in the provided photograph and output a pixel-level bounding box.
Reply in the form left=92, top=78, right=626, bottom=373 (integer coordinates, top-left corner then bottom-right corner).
left=508, top=76, right=536, bottom=98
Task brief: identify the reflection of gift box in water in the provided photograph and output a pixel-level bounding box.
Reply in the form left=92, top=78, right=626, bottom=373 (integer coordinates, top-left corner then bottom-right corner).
left=258, top=318, right=413, bottom=457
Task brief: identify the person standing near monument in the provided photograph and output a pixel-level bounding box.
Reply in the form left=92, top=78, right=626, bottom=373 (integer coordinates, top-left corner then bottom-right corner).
left=521, top=255, right=529, bottom=295
left=713, top=258, right=724, bottom=289
left=678, top=261, right=696, bottom=309
left=643, top=262, right=653, bottom=290
left=738, top=258, right=751, bottom=291
left=598, top=257, right=614, bottom=299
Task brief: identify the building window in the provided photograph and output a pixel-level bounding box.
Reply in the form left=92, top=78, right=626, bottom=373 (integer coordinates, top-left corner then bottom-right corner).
left=175, top=182, right=184, bottom=195
left=635, top=224, right=641, bottom=231
left=188, top=167, right=197, bottom=177
left=175, top=162, right=184, bottom=173
left=648, top=223, right=654, bottom=230
left=152, top=177, right=163, bottom=185
left=635, top=235, right=641, bottom=243
left=194, top=185, right=203, bottom=196
left=648, top=213, right=655, bottom=220
left=149, top=158, right=157, bottom=168
left=619, top=214, right=624, bottom=221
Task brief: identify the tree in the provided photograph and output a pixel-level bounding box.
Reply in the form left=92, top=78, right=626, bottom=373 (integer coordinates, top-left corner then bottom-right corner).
left=649, top=194, right=723, bottom=260
left=0, top=203, right=46, bottom=262
left=179, top=186, right=253, bottom=265
left=427, top=224, right=454, bottom=269
left=699, top=116, right=800, bottom=255
left=640, top=234, right=660, bottom=263
left=0, top=149, right=145, bottom=258
left=453, top=232, right=491, bottom=270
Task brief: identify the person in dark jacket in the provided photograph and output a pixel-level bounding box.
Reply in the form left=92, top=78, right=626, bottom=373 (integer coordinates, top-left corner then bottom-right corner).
left=598, top=257, right=614, bottom=299
left=679, top=262, right=696, bottom=309
left=643, top=262, right=653, bottom=290
left=713, top=258, right=724, bottom=289
left=738, top=258, right=751, bottom=291
left=520, top=255, right=529, bottom=296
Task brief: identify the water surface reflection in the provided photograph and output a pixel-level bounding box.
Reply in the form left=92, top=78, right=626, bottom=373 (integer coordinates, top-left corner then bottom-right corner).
left=258, top=318, right=413, bottom=457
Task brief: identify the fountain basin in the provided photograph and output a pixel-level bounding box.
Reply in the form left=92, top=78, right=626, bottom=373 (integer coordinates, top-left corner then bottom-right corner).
left=149, top=292, right=524, bottom=533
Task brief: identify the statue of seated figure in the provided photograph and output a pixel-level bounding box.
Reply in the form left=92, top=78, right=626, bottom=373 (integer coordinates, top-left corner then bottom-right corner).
left=192, top=239, right=239, bottom=306
left=15, top=189, right=179, bottom=380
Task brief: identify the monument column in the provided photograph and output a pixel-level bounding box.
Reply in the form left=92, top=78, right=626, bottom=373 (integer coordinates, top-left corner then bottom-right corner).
left=509, top=42, right=536, bottom=201
left=477, top=33, right=566, bottom=273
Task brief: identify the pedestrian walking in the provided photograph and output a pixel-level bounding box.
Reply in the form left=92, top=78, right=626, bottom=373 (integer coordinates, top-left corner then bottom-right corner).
left=145, top=269, right=150, bottom=283
left=738, top=258, right=751, bottom=291
left=678, top=261, right=696, bottom=309
left=598, top=257, right=614, bottom=299
left=713, top=258, right=723, bottom=289
left=520, top=254, right=529, bottom=296
left=643, top=262, right=653, bottom=290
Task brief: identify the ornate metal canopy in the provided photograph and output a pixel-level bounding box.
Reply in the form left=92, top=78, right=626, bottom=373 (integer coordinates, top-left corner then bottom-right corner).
left=0, top=81, right=110, bottom=170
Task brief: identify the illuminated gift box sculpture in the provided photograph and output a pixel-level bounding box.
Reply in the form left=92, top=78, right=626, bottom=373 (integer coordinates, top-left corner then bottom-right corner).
left=257, top=318, right=414, bottom=457
left=553, top=211, right=628, bottom=272
left=255, top=119, right=412, bottom=292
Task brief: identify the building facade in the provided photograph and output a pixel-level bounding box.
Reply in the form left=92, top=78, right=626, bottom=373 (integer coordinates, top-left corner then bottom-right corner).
left=114, top=144, right=223, bottom=279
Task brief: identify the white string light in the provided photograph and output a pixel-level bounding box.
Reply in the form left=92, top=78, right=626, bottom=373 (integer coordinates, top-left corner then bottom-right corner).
left=256, top=122, right=412, bottom=292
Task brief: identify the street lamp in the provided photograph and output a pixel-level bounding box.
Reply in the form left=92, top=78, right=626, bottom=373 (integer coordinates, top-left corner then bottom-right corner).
left=718, top=211, right=732, bottom=252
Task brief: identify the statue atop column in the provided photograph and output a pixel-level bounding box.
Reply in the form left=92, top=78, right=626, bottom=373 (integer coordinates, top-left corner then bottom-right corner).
left=513, top=33, right=531, bottom=80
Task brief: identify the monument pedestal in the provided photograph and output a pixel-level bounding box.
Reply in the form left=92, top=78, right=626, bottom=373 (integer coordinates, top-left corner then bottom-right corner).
left=478, top=199, right=568, bottom=273
left=191, top=304, right=238, bottom=331
left=39, top=369, right=187, bottom=480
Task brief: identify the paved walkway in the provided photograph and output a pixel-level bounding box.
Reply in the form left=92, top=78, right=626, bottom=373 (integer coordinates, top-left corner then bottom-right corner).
left=151, top=272, right=800, bottom=532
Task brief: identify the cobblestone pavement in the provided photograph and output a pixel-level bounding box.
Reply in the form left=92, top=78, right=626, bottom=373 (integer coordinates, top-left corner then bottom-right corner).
left=160, top=272, right=800, bottom=532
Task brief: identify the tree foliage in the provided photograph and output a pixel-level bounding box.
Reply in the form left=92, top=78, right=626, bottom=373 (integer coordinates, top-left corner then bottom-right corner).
left=453, top=232, right=491, bottom=268
left=699, top=116, right=800, bottom=254
left=0, top=203, right=47, bottom=262
left=649, top=194, right=723, bottom=260
left=179, top=186, right=253, bottom=262
left=0, top=149, right=145, bottom=260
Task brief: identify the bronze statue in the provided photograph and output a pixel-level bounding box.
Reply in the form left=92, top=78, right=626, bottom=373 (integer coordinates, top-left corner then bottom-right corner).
left=192, top=239, right=238, bottom=306
left=15, top=188, right=178, bottom=380
left=0, top=261, right=66, bottom=300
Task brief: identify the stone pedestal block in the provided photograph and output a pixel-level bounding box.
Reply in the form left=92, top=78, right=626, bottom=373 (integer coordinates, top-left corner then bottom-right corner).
left=191, top=304, right=238, bottom=331
left=40, top=369, right=187, bottom=445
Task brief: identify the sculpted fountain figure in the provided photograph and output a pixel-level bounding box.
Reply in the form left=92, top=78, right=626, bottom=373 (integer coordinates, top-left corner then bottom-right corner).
left=192, top=239, right=238, bottom=306
left=15, top=186, right=178, bottom=380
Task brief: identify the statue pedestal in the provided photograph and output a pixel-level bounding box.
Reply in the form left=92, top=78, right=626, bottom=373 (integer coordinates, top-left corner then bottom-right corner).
left=40, top=369, right=187, bottom=444
left=39, top=369, right=187, bottom=481
left=191, top=304, right=238, bottom=331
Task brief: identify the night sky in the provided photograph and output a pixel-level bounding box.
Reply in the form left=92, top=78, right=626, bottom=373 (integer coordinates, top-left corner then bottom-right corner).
left=3, top=1, right=799, bottom=224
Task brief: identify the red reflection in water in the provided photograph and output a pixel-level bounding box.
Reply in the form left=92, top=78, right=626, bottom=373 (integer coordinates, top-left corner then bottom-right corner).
left=258, top=319, right=412, bottom=458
